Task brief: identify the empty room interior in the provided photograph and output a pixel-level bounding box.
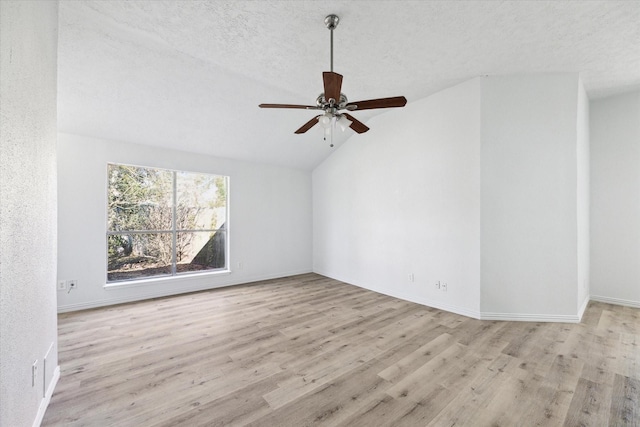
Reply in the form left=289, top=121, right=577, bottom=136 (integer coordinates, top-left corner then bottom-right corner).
left=1, top=1, right=639, bottom=426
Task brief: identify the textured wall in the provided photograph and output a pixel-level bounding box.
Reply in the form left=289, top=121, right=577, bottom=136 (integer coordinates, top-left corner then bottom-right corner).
left=590, top=91, right=640, bottom=306
left=0, top=1, right=59, bottom=426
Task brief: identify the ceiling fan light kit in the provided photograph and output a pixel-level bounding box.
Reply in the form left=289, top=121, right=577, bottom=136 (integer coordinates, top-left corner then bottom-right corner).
left=259, top=14, right=407, bottom=146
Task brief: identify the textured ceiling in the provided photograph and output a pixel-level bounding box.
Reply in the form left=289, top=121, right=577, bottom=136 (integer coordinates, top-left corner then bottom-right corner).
left=57, top=0, right=640, bottom=170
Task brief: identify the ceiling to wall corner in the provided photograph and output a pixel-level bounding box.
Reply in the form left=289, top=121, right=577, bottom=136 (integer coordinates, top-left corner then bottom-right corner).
left=57, top=0, right=640, bottom=170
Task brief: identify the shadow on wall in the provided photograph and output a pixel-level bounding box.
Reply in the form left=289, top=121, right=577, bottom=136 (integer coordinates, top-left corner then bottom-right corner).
left=191, top=222, right=226, bottom=269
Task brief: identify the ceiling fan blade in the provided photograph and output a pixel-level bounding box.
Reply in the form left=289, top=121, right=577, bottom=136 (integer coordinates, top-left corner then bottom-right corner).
left=259, top=103, right=319, bottom=109
left=343, top=113, right=369, bottom=134
left=323, top=72, right=343, bottom=104
left=345, top=96, right=407, bottom=111
left=294, top=115, right=321, bottom=134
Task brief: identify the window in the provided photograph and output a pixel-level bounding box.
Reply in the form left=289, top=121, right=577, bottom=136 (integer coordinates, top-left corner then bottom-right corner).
left=107, top=163, right=228, bottom=282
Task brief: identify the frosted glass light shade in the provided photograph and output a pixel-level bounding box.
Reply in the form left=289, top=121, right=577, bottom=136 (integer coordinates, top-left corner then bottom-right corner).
left=337, top=115, right=352, bottom=131
left=319, top=114, right=332, bottom=128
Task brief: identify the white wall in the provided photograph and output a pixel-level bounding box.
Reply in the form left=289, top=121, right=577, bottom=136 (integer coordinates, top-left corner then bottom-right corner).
left=0, top=1, right=60, bottom=426
left=480, top=74, right=582, bottom=319
left=313, top=78, right=482, bottom=318
left=314, top=74, right=592, bottom=321
left=590, top=91, right=640, bottom=307
left=57, top=133, right=312, bottom=311
left=576, top=78, right=590, bottom=312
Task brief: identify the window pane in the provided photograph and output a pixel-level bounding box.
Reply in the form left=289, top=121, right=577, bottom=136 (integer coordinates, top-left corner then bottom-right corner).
left=106, top=163, right=229, bottom=283
left=108, top=233, right=172, bottom=281
left=176, top=229, right=226, bottom=273
left=176, top=173, right=227, bottom=230
left=108, top=164, right=173, bottom=231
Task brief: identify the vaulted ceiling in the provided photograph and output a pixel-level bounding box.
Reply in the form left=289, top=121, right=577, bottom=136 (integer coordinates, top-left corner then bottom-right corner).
left=57, top=1, right=640, bottom=170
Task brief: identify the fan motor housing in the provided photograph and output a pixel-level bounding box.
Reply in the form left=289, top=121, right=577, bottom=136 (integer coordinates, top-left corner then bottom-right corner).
left=316, top=93, right=348, bottom=109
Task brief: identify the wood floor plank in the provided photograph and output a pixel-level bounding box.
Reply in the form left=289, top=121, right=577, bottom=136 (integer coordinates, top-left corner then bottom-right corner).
left=563, top=377, right=613, bottom=426
left=516, top=374, right=574, bottom=427
left=41, top=274, right=640, bottom=426
left=245, top=358, right=390, bottom=427
left=609, top=374, right=640, bottom=426
left=263, top=341, right=382, bottom=410
left=617, top=332, right=640, bottom=380
left=377, top=333, right=455, bottom=383
left=385, top=342, right=466, bottom=401
left=338, top=384, right=456, bottom=427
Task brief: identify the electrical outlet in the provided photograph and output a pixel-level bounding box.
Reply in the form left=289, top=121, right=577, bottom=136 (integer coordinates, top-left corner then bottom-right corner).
left=32, top=360, right=38, bottom=387
left=408, top=273, right=414, bottom=282
left=435, top=281, right=441, bottom=290
left=442, top=282, right=448, bottom=292
left=67, top=280, right=77, bottom=290
left=57, top=280, right=66, bottom=291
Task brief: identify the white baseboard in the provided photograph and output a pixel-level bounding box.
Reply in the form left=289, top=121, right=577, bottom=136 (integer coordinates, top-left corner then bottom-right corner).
left=479, top=311, right=582, bottom=323
left=58, top=269, right=312, bottom=313
left=33, top=365, right=59, bottom=427
left=590, top=295, right=640, bottom=309
left=577, top=296, right=590, bottom=321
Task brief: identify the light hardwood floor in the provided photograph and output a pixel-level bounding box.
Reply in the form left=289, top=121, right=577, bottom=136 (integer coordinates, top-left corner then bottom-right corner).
left=42, top=274, right=639, bottom=426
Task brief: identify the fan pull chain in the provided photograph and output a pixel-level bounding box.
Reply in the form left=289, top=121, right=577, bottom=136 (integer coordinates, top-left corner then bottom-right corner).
left=322, top=120, right=334, bottom=147
left=329, top=119, right=334, bottom=147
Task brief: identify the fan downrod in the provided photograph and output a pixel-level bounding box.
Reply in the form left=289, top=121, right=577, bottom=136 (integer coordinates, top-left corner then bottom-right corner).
left=325, top=14, right=339, bottom=72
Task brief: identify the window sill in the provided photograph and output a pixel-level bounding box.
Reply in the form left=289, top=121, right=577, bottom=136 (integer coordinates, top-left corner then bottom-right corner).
left=104, top=269, right=232, bottom=290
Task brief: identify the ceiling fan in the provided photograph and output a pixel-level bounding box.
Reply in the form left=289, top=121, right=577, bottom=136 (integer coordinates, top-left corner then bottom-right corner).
left=259, top=14, right=407, bottom=145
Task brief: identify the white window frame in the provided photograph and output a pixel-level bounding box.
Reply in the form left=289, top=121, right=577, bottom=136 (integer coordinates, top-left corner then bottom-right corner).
left=105, top=162, right=230, bottom=284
